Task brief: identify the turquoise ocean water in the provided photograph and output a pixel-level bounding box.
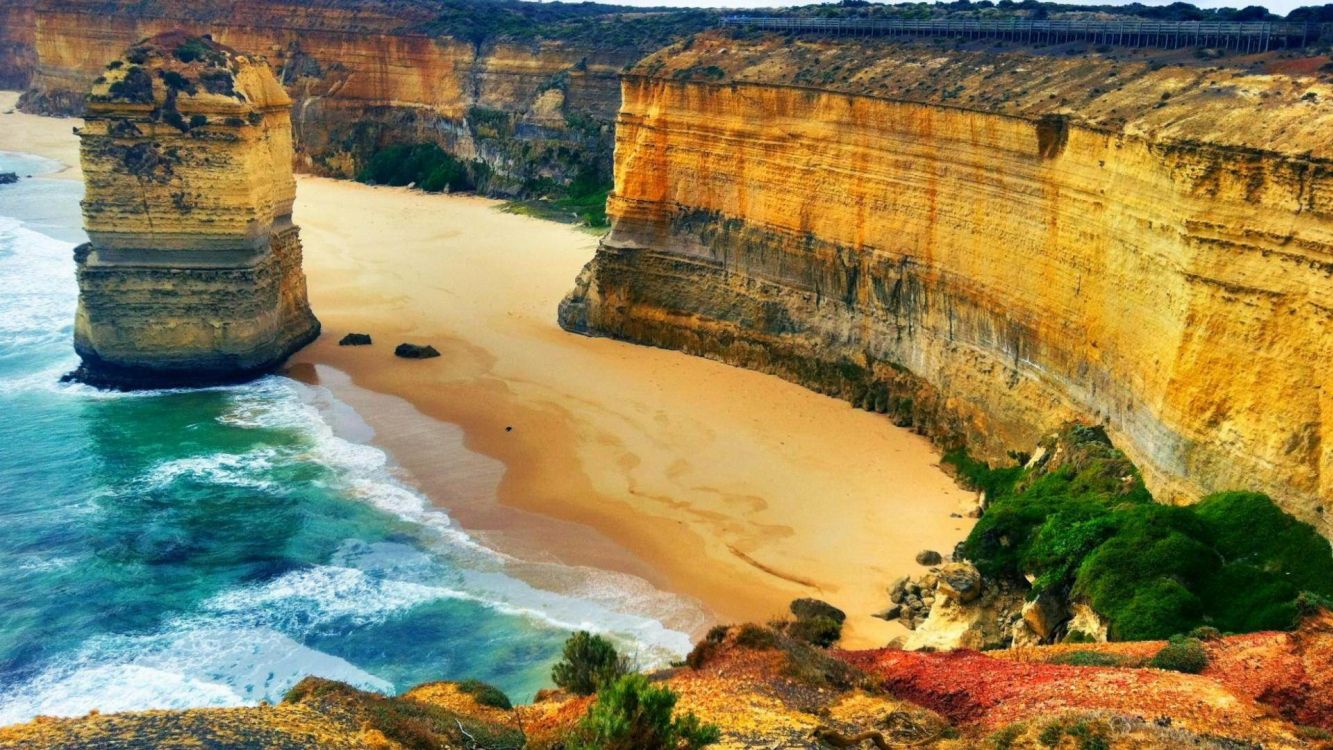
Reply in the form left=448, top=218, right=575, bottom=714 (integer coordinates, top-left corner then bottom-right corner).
left=0, top=151, right=691, bottom=724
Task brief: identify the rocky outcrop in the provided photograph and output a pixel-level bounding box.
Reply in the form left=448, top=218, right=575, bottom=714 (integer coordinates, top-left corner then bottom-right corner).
left=5, top=619, right=1332, bottom=749
left=12, top=0, right=708, bottom=194
left=560, top=34, right=1333, bottom=537
left=70, top=33, right=319, bottom=388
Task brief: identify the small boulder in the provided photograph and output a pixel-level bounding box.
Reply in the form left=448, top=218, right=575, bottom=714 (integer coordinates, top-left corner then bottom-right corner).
left=915, top=549, right=943, bottom=566
left=874, top=604, right=903, bottom=621
left=1021, top=592, right=1069, bottom=642
left=339, top=332, right=372, bottom=346
left=0, top=172, right=18, bottom=185
left=935, top=563, right=982, bottom=603
left=888, top=576, right=909, bottom=603
left=395, top=343, right=440, bottom=359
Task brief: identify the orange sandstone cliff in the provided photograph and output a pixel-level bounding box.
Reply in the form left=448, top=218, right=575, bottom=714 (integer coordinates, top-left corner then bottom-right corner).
left=10, top=0, right=708, bottom=194
left=71, top=33, right=319, bottom=388
left=560, top=34, right=1333, bottom=535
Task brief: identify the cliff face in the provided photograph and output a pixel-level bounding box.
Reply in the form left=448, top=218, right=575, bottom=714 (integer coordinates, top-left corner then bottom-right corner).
left=14, top=0, right=700, bottom=194
left=561, top=36, right=1333, bottom=535
left=0, top=0, right=35, bottom=89
left=72, top=32, right=319, bottom=388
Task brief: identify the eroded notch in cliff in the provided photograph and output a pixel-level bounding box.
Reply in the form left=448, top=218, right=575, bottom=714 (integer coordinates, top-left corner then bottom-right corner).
left=1035, top=114, right=1069, bottom=160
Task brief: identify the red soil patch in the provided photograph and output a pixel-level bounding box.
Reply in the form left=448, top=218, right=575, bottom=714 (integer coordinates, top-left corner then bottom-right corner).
left=840, top=646, right=1291, bottom=740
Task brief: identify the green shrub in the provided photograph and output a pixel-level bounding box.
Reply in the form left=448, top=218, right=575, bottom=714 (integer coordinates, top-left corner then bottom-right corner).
left=1187, top=626, right=1222, bottom=641
left=783, top=615, right=842, bottom=648
left=551, top=631, right=629, bottom=696
left=958, top=426, right=1333, bottom=641
left=1037, top=717, right=1110, bottom=750
left=282, top=676, right=523, bottom=750
left=358, top=143, right=477, bottom=194
left=174, top=38, right=224, bottom=66
left=734, top=623, right=778, bottom=650
left=1047, top=650, right=1134, bottom=667
left=108, top=66, right=154, bottom=103
left=988, top=723, right=1026, bottom=750
left=568, top=674, right=719, bottom=750
left=1148, top=637, right=1208, bottom=674
left=456, top=679, right=512, bottom=710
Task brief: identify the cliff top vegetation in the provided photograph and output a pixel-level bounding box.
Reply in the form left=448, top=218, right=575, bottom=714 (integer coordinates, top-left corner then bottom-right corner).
left=951, top=425, right=1333, bottom=641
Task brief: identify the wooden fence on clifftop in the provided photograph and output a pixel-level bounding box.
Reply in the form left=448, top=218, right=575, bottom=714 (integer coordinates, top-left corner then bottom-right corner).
left=719, top=16, right=1324, bottom=52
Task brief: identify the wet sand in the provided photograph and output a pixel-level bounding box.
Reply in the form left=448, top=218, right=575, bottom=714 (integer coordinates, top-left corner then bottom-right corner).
left=0, top=92, right=81, bottom=180
left=1, top=91, right=977, bottom=647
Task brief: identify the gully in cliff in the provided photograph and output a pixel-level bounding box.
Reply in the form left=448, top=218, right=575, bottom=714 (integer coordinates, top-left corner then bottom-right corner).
left=67, top=32, right=319, bottom=389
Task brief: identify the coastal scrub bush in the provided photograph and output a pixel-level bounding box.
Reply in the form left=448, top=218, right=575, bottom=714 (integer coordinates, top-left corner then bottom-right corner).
left=283, top=676, right=523, bottom=750
left=956, top=425, right=1333, bottom=641
left=551, top=631, right=630, bottom=696
left=1148, top=637, right=1208, bottom=674
left=1047, top=650, right=1136, bottom=668
left=734, top=623, right=778, bottom=650
left=358, top=143, right=477, bottom=194
left=783, top=614, right=843, bottom=648
left=551, top=162, right=611, bottom=227
left=567, top=673, right=720, bottom=750
left=108, top=65, right=155, bottom=103
left=456, top=679, right=512, bottom=710
left=1037, top=716, right=1110, bottom=750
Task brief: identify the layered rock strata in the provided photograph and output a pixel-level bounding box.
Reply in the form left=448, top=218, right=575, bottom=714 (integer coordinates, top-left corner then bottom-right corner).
left=0, top=0, right=36, bottom=89
left=560, top=35, right=1333, bottom=535
left=71, top=33, right=319, bottom=388
left=13, top=0, right=706, bottom=193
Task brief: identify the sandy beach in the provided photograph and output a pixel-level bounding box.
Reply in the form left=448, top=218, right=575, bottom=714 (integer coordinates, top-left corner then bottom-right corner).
left=0, top=90, right=976, bottom=648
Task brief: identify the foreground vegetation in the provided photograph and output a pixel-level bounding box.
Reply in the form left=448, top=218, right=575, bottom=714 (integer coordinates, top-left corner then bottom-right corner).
left=951, top=425, right=1333, bottom=640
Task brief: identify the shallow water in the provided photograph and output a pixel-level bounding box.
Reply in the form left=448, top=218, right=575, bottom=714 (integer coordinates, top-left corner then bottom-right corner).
left=0, top=151, right=691, bottom=724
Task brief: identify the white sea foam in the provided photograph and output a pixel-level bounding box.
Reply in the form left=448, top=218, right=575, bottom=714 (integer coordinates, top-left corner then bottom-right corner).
left=0, top=627, right=391, bottom=725
left=202, top=564, right=469, bottom=629
left=143, top=449, right=282, bottom=491
left=0, top=215, right=77, bottom=351
left=0, top=187, right=701, bottom=725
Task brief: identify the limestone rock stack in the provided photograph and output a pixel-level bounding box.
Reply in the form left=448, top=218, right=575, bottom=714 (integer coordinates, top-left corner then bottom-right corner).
left=71, top=32, right=319, bottom=388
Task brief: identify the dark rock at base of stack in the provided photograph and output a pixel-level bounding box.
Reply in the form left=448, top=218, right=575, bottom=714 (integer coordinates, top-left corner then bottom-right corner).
left=395, top=343, right=440, bottom=359
left=339, top=333, right=372, bottom=346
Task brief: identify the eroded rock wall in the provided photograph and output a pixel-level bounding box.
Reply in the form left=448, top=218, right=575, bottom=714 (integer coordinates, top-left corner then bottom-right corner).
left=0, top=0, right=36, bottom=89
left=15, top=0, right=667, bottom=193
left=73, top=33, right=319, bottom=388
left=562, top=39, right=1333, bottom=534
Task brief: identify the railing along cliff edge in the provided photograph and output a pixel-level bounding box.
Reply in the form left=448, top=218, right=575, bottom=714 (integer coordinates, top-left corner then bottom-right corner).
left=720, top=16, right=1325, bottom=52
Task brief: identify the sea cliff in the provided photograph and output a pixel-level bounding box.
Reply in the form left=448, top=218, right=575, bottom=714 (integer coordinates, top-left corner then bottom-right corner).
left=11, top=0, right=708, bottom=195
left=71, top=33, right=319, bottom=387
left=561, top=34, right=1333, bottom=535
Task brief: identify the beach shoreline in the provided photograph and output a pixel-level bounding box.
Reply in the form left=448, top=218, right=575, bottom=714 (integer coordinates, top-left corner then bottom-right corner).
left=0, top=89, right=977, bottom=649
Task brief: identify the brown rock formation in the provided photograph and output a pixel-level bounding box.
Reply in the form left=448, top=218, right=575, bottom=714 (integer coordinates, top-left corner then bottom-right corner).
left=11, top=0, right=708, bottom=193
left=0, top=0, right=36, bottom=90
left=70, top=32, right=319, bottom=388
left=560, top=34, right=1333, bottom=536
